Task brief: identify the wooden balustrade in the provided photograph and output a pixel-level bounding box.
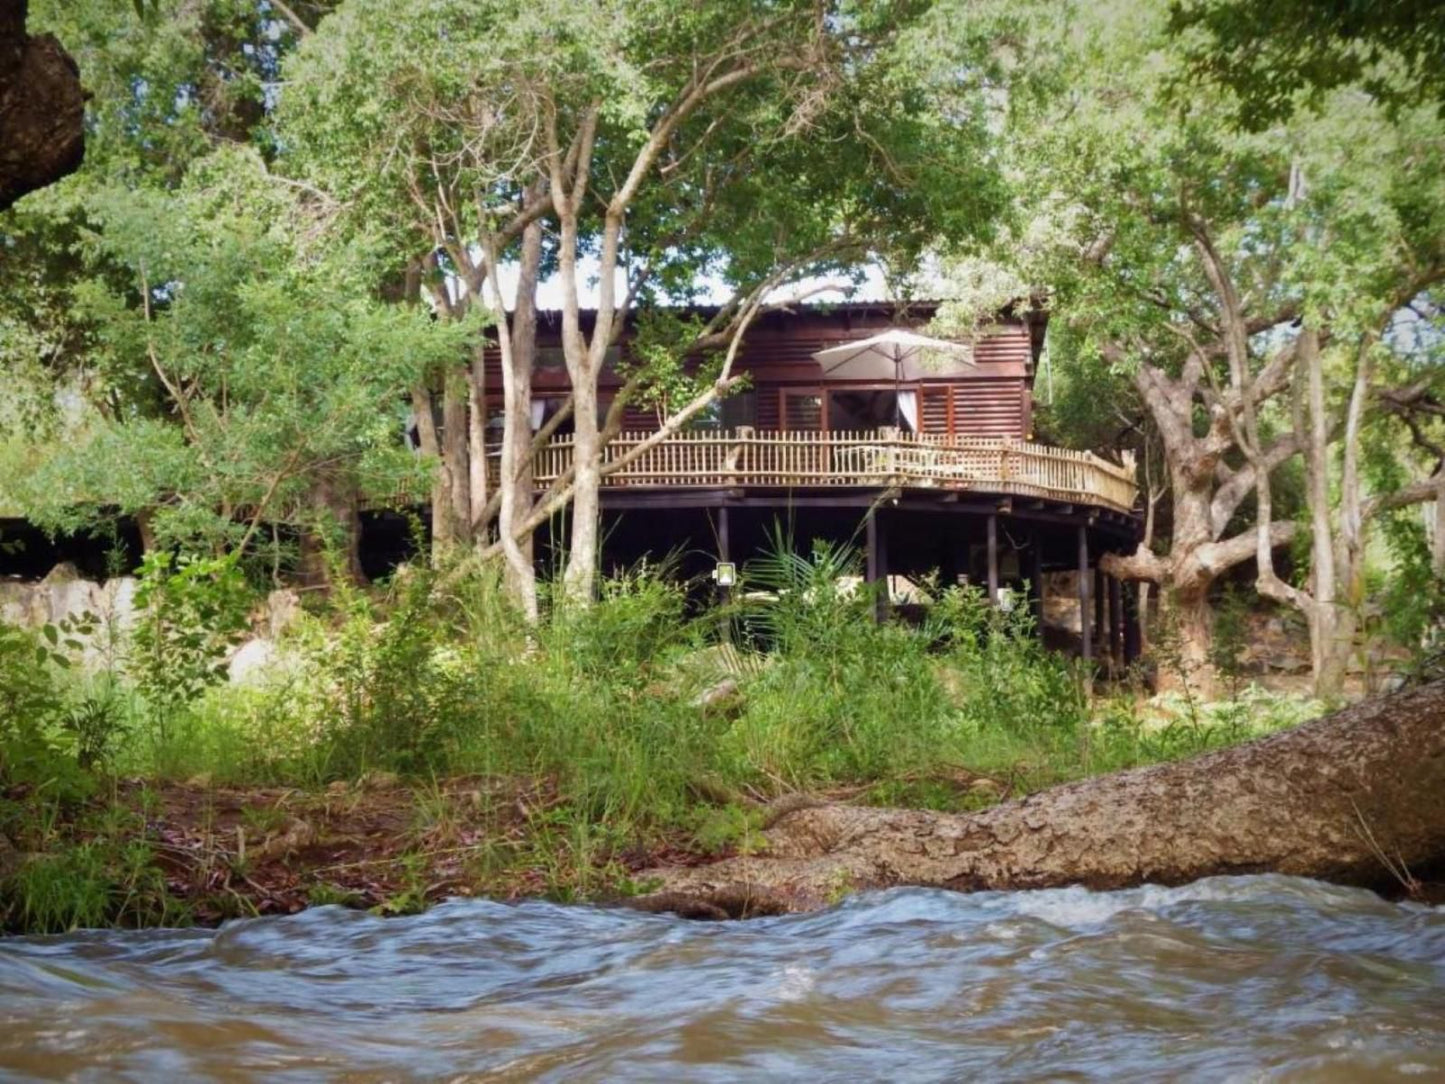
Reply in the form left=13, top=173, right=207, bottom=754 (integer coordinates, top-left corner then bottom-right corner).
left=489, top=429, right=1138, bottom=514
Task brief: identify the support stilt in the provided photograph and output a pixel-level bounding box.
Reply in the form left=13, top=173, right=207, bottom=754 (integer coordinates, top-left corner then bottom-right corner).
left=1029, top=534, right=1044, bottom=635
left=1109, top=574, right=1124, bottom=672
left=867, top=510, right=888, bottom=623
left=1078, top=525, right=1092, bottom=663
left=1094, top=566, right=1105, bottom=668
left=986, top=514, right=999, bottom=606
left=1124, top=581, right=1142, bottom=664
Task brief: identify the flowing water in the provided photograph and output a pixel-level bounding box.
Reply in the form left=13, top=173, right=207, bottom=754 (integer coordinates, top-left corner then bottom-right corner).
left=1, top=875, right=1442, bottom=1082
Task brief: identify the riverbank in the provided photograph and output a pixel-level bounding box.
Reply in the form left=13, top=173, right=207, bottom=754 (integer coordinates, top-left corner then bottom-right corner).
left=0, top=562, right=1358, bottom=934
left=4, top=678, right=1410, bottom=935
left=0, top=764, right=1036, bottom=930
left=1, top=773, right=684, bottom=929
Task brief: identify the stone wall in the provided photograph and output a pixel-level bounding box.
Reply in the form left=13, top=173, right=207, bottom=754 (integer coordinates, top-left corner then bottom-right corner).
left=1, top=562, right=301, bottom=681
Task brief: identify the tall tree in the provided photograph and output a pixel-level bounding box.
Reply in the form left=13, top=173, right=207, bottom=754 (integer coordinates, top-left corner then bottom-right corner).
left=2, top=0, right=335, bottom=552
left=939, top=1, right=1445, bottom=691
left=282, top=0, right=1018, bottom=609
left=6, top=147, right=469, bottom=583
left=1170, top=0, right=1445, bottom=130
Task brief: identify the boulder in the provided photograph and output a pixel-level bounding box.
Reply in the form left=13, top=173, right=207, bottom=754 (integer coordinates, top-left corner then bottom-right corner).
left=256, top=588, right=302, bottom=640
left=228, top=638, right=279, bottom=684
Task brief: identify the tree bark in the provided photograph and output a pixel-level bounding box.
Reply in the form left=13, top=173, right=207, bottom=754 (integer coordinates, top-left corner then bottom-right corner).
left=0, top=1, right=85, bottom=211
left=1434, top=482, right=1445, bottom=579
left=297, top=475, right=366, bottom=591
left=501, top=213, right=542, bottom=613
left=482, top=206, right=543, bottom=620
left=639, top=680, right=1445, bottom=917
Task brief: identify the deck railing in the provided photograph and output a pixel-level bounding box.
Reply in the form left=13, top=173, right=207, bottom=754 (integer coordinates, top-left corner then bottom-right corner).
left=521, top=429, right=1138, bottom=514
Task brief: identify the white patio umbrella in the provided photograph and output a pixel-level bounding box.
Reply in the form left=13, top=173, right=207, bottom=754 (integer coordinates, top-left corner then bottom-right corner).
left=812, top=329, right=973, bottom=429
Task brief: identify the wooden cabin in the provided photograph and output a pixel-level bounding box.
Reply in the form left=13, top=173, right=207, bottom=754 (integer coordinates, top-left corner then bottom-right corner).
left=479, top=301, right=1143, bottom=665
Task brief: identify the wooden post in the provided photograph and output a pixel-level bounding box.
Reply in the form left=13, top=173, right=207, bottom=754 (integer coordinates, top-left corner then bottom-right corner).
left=939, top=520, right=958, bottom=592
left=716, top=504, right=732, bottom=641
left=1094, top=567, right=1106, bottom=668
left=867, top=509, right=888, bottom=623
left=986, top=513, right=999, bottom=606
left=1124, top=581, right=1142, bottom=665
left=1109, top=574, right=1124, bottom=671
left=1078, top=524, right=1092, bottom=662
left=1028, top=534, right=1045, bottom=635
left=716, top=504, right=731, bottom=589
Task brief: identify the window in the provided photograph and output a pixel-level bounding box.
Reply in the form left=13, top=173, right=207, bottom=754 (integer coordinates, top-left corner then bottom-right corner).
left=721, top=391, right=756, bottom=429
left=534, top=345, right=622, bottom=372
left=782, top=390, right=824, bottom=431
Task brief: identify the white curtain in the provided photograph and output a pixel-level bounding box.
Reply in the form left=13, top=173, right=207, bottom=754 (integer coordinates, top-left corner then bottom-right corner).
left=529, top=398, right=546, bottom=431
left=897, top=388, right=919, bottom=433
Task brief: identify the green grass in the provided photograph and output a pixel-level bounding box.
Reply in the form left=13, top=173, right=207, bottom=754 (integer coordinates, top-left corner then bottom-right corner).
left=0, top=548, right=1322, bottom=931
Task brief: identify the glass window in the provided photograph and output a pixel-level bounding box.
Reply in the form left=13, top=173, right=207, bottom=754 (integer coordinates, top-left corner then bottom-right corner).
left=720, top=391, right=756, bottom=429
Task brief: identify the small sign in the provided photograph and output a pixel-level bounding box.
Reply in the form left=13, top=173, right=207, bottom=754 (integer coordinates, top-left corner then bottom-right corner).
left=713, top=561, right=737, bottom=587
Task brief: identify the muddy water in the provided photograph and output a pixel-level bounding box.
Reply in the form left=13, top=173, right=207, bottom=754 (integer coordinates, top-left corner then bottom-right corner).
left=0, top=876, right=1442, bottom=1082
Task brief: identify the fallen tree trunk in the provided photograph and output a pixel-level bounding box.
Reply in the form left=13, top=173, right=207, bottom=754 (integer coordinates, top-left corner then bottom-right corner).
left=638, top=680, right=1445, bottom=918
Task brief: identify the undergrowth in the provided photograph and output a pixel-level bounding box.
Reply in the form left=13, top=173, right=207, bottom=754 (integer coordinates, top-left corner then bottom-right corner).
left=0, top=542, right=1323, bottom=932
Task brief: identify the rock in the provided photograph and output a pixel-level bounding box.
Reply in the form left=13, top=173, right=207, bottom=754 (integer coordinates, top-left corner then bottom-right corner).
left=39, top=564, right=104, bottom=626
left=228, top=638, right=278, bottom=684
left=0, top=570, right=139, bottom=670
left=39, top=561, right=81, bottom=586
left=0, top=580, right=40, bottom=626
left=255, top=818, right=317, bottom=860
left=256, top=589, right=302, bottom=640
left=1380, top=671, right=1410, bottom=695
left=692, top=677, right=741, bottom=712
left=100, top=577, right=139, bottom=635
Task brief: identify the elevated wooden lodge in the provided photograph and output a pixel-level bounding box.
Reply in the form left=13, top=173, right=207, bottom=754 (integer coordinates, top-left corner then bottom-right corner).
left=1, top=301, right=1142, bottom=666
left=479, top=301, right=1142, bottom=666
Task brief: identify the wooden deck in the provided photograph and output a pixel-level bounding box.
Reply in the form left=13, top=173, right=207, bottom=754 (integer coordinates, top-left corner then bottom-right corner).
left=524, top=429, right=1138, bottom=515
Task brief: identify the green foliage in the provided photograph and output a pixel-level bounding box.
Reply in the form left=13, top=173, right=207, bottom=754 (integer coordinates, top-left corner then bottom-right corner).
left=1209, top=584, right=1253, bottom=699
left=0, top=622, right=70, bottom=783
left=0, top=793, right=187, bottom=933
left=8, top=145, right=471, bottom=557
left=1170, top=0, right=1445, bottom=130
left=131, top=551, right=252, bottom=732
left=0, top=553, right=1325, bottom=932
left=1375, top=508, right=1445, bottom=680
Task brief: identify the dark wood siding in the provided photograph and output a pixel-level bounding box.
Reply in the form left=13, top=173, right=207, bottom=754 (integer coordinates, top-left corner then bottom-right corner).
left=479, top=303, right=1040, bottom=441
left=920, top=386, right=950, bottom=434
left=952, top=380, right=1024, bottom=437
left=755, top=390, right=781, bottom=430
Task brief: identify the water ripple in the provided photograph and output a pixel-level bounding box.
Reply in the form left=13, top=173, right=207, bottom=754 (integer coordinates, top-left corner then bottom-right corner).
left=0, top=875, right=1442, bottom=1081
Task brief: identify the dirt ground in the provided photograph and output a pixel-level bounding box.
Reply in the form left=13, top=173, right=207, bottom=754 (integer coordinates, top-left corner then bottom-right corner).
left=98, top=775, right=709, bottom=924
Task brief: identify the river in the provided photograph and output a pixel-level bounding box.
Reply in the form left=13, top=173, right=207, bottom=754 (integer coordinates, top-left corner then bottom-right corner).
left=0, top=875, right=1441, bottom=1081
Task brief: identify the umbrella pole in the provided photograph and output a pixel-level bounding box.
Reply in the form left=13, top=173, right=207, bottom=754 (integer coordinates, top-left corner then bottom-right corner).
left=893, top=349, right=902, bottom=430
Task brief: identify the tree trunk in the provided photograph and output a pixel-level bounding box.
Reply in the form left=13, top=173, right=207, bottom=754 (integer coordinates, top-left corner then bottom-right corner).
left=0, top=1, right=85, bottom=211
left=467, top=344, right=489, bottom=545
left=297, top=476, right=366, bottom=591
left=438, top=364, right=470, bottom=555
left=501, top=215, right=543, bottom=615
left=1434, top=484, right=1445, bottom=579
left=482, top=211, right=543, bottom=621
left=1165, top=585, right=1214, bottom=693
left=563, top=375, right=601, bottom=605
left=639, top=680, right=1445, bottom=917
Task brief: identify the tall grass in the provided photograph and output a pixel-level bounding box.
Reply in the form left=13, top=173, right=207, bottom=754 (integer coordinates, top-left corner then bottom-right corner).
left=2, top=538, right=1320, bottom=928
